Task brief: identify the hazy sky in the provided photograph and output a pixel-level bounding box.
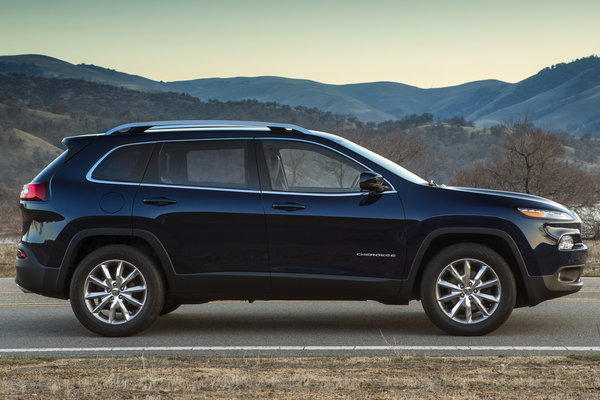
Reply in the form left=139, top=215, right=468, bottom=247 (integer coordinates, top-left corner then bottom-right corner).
left=1, top=0, right=599, bottom=88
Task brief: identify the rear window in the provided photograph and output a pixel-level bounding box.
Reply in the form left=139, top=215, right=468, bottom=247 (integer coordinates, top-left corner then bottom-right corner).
left=91, top=144, right=153, bottom=183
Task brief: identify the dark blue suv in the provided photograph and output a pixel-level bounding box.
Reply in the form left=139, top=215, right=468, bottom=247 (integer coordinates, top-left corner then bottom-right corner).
left=15, top=121, right=588, bottom=336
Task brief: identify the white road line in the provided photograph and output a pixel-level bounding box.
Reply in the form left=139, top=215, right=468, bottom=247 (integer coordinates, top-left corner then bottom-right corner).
left=1, top=345, right=600, bottom=354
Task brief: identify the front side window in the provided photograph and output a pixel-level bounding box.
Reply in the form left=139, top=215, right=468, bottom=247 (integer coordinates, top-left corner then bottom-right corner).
left=144, top=140, right=250, bottom=189
left=262, top=140, right=364, bottom=193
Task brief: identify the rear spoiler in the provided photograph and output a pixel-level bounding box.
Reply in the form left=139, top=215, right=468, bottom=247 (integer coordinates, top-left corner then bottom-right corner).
left=61, top=134, right=99, bottom=161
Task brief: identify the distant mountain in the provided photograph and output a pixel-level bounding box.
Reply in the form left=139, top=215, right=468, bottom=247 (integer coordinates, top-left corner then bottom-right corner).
left=1, top=54, right=599, bottom=135
left=165, top=77, right=399, bottom=122
left=0, top=54, right=163, bottom=92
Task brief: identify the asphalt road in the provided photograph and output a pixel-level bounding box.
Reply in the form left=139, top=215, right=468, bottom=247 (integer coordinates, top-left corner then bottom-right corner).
left=1, top=277, right=599, bottom=357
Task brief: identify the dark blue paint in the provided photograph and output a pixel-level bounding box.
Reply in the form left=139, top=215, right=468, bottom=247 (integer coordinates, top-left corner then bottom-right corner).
left=15, top=124, right=588, bottom=306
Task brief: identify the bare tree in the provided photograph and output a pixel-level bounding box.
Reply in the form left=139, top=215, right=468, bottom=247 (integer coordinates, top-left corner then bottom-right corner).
left=355, top=131, right=444, bottom=180
left=451, top=119, right=600, bottom=238
left=365, top=133, right=427, bottom=165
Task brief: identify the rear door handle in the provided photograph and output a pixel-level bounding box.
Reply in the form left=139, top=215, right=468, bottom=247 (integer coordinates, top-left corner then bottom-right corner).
left=143, top=197, right=177, bottom=206
left=272, top=202, right=306, bottom=211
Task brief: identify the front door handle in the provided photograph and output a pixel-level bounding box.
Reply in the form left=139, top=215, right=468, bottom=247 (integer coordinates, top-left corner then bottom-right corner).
left=143, top=197, right=177, bottom=206
left=272, top=202, right=306, bottom=211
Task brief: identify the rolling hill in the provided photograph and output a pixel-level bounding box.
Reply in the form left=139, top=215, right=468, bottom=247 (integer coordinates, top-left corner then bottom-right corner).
left=1, top=54, right=599, bottom=135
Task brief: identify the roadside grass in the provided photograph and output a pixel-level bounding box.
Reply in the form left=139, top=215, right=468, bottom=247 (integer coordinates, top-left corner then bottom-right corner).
left=0, top=356, right=599, bottom=399
left=0, top=243, right=15, bottom=277
left=0, top=356, right=55, bottom=366
left=1, top=241, right=600, bottom=278
left=584, top=240, right=600, bottom=276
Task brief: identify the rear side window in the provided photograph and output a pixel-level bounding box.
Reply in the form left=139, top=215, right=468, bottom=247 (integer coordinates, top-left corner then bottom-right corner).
left=144, top=140, right=253, bottom=190
left=91, top=144, right=154, bottom=183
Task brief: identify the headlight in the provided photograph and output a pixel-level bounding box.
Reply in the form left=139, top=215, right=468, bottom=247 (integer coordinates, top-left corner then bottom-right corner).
left=518, top=208, right=572, bottom=220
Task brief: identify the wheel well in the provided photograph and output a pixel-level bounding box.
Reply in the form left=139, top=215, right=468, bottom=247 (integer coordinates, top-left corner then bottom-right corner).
left=63, top=235, right=169, bottom=296
left=413, top=233, right=529, bottom=307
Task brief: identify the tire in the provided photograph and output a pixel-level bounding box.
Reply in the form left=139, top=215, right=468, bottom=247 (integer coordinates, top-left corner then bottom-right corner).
left=159, top=298, right=181, bottom=316
left=420, top=243, right=516, bottom=336
left=69, top=245, right=165, bottom=337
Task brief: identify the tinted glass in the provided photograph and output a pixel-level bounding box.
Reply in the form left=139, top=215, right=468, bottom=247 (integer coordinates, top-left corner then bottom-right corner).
left=92, top=144, right=153, bottom=183
left=145, top=140, right=250, bottom=189
left=262, top=140, right=363, bottom=193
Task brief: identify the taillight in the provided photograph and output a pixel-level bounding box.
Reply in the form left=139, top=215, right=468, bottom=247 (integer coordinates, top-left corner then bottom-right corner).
left=17, top=249, right=26, bottom=259
left=20, top=183, right=46, bottom=201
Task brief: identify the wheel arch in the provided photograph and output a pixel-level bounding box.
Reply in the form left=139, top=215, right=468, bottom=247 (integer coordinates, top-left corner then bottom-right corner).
left=56, top=228, right=175, bottom=298
left=407, top=228, right=531, bottom=307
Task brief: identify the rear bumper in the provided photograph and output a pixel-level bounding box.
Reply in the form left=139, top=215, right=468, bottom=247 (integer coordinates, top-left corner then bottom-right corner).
left=14, top=243, right=67, bottom=299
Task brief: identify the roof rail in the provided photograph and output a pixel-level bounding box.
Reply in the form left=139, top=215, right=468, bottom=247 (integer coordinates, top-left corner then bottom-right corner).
left=104, top=120, right=312, bottom=135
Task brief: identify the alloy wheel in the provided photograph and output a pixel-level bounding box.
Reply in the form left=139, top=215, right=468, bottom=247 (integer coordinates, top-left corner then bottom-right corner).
left=435, top=258, right=501, bottom=324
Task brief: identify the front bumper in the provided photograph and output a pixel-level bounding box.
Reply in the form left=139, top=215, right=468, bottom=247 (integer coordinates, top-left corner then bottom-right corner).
left=542, top=265, right=584, bottom=292
left=523, top=243, right=587, bottom=306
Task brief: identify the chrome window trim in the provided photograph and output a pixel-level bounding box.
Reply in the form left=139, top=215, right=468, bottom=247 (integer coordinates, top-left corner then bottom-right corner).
left=261, top=190, right=397, bottom=197
left=138, top=182, right=262, bottom=194
left=86, top=136, right=398, bottom=195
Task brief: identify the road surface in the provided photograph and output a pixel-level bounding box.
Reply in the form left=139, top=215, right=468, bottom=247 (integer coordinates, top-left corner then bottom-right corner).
left=1, top=277, right=599, bottom=357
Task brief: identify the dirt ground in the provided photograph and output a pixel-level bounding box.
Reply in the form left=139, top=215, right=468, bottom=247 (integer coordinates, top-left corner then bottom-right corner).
left=0, top=356, right=599, bottom=399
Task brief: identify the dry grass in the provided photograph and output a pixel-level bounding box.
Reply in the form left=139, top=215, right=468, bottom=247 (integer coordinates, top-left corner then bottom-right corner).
left=0, top=243, right=16, bottom=277
left=0, top=356, right=599, bottom=399
left=0, top=206, right=20, bottom=238
left=585, top=240, right=600, bottom=276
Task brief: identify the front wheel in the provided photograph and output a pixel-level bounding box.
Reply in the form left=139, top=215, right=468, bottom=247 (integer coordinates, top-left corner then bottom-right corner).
left=159, top=298, right=182, bottom=316
left=420, top=243, right=516, bottom=336
left=69, top=245, right=165, bottom=336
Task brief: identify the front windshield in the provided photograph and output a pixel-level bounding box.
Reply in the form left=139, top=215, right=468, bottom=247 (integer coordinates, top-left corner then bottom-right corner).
left=310, top=130, right=428, bottom=185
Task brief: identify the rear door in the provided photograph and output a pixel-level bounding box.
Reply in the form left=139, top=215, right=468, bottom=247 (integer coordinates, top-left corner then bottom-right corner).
left=133, top=138, right=269, bottom=296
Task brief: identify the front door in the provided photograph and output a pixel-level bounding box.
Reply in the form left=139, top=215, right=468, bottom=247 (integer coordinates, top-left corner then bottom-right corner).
left=258, top=139, right=406, bottom=298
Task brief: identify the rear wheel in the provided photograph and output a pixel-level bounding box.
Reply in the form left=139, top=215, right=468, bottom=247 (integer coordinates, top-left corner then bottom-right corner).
left=69, top=245, right=165, bottom=336
left=420, top=243, right=516, bottom=336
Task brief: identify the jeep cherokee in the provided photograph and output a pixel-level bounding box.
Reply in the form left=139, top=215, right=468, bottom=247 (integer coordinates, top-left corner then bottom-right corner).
left=15, top=120, right=588, bottom=336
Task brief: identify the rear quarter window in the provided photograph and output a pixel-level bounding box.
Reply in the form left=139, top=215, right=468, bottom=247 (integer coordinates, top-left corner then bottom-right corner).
left=91, top=143, right=154, bottom=183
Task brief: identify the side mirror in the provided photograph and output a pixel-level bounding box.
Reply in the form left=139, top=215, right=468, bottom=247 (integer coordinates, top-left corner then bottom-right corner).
left=359, top=171, right=389, bottom=193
